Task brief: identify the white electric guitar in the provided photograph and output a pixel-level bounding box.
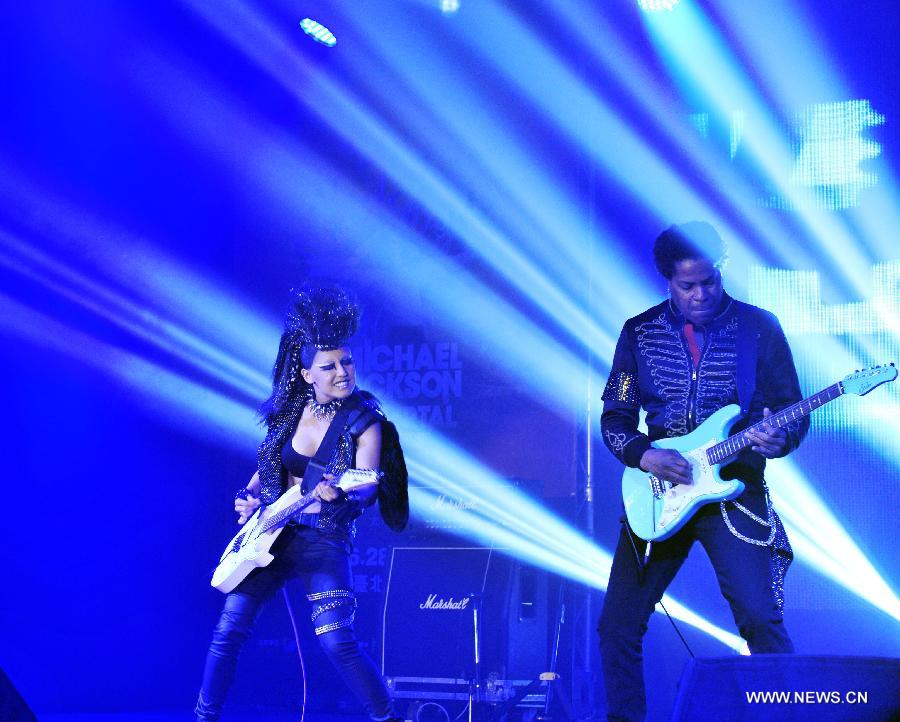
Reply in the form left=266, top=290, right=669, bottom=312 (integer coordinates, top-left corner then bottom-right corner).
left=623, top=363, right=897, bottom=542
left=211, top=469, right=378, bottom=593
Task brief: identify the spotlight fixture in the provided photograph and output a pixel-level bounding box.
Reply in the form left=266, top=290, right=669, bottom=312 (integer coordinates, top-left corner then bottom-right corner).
left=638, top=0, right=680, bottom=11
left=300, top=18, right=337, bottom=47
left=440, top=0, right=461, bottom=14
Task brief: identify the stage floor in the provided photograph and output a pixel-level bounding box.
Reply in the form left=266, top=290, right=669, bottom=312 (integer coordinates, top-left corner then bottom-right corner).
left=40, top=713, right=384, bottom=722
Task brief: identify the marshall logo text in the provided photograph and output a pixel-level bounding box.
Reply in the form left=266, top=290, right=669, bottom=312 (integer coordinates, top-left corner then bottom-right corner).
left=419, top=594, right=470, bottom=611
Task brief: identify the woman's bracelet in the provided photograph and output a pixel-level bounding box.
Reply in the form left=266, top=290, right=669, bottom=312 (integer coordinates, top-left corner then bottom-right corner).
left=234, top=485, right=259, bottom=501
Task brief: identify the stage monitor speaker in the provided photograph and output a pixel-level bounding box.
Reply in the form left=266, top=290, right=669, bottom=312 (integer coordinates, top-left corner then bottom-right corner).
left=381, top=547, right=549, bottom=683
left=0, top=667, right=38, bottom=722
left=670, top=654, right=900, bottom=722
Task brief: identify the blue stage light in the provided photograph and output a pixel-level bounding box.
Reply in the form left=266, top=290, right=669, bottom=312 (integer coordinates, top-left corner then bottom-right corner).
left=0, top=292, right=260, bottom=448
left=674, top=1, right=900, bottom=311
left=422, top=0, right=780, bottom=282
left=0, top=265, right=746, bottom=650
left=749, top=263, right=900, bottom=433
left=300, top=18, right=336, bottom=47
left=639, top=1, right=881, bottom=301
left=177, top=1, right=627, bottom=358
left=769, top=460, right=900, bottom=621
left=0, top=168, right=278, bottom=370
left=0, top=227, right=272, bottom=401
left=778, top=100, right=884, bottom=211
left=390, top=406, right=747, bottom=650
left=746, top=264, right=900, bottom=619
left=141, top=0, right=897, bottom=633
left=405, top=460, right=746, bottom=652
left=638, top=0, right=680, bottom=11
left=548, top=4, right=819, bottom=276
left=121, top=48, right=608, bottom=420
left=440, top=0, right=460, bottom=15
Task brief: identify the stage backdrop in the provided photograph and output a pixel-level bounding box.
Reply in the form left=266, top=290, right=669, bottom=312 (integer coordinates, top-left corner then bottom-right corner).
left=0, top=1, right=897, bottom=720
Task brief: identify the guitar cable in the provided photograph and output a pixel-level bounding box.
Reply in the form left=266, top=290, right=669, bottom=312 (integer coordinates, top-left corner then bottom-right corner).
left=622, top=519, right=695, bottom=659
left=282, top=587, right=309, bottom=722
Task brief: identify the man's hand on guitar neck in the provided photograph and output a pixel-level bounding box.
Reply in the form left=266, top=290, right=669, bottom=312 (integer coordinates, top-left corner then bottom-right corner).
left=744, top=407, right=788, bottom=458
left=639, top=448, right=693, bottom=485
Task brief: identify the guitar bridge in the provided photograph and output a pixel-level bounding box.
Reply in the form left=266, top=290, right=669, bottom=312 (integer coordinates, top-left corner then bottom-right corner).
left=649, top=475, right=667, bottom=499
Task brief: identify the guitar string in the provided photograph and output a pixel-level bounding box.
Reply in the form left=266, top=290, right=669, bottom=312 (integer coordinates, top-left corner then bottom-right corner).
left=247, top=470, right=372, bottom=541
left=706, top=383, right=842, bottom=464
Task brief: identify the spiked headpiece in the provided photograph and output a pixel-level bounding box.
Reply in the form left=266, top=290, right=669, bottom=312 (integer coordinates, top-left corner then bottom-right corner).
left=260, top=285, right=360, bottom=421
left=285, top=285, right=360, bottom=351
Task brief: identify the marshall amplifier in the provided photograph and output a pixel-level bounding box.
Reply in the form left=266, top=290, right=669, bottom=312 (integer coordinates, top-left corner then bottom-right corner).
left=381, top=547, right=549, bottom=688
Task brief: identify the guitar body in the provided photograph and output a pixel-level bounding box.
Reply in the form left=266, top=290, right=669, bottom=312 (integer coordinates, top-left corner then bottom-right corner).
left=622, top=404, right=745, bottom=542
left=619, top=363, right=896, bottom=542
left=210, top=485, right=304, bottom=593
left=210, top=470, right=378, bottom=593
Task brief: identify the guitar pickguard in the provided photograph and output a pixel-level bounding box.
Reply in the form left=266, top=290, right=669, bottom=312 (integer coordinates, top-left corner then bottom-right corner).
left=655, top=442, right=720, bottom=530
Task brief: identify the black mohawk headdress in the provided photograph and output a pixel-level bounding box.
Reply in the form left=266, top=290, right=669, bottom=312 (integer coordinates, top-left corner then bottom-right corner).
left=285, top=285, right=360, bottom=351
left=260, top=285, right=360, bottom=422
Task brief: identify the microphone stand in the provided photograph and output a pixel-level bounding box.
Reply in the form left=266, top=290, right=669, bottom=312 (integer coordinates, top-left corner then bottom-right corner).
left=468, top=592, right=484, bottom=722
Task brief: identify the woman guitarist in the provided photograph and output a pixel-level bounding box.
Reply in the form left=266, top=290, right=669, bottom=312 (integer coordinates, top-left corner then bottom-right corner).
left=194, top=286, right=406, bottom=722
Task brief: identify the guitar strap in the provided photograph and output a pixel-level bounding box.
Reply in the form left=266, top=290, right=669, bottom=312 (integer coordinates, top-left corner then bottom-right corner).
left=735, top=303, right=760, bottom=416
left=301, top=394, right=362, bottom=494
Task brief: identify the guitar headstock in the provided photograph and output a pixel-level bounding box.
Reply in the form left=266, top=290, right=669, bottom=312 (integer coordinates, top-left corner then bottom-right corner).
left=337, top=468, right=381, bottom=491
left=841, top=363, right=898, bottom=396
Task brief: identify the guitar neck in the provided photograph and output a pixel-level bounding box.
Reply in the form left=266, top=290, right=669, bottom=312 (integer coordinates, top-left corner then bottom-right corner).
left=253, top=470, right=377, bottom=534
left=707, top=382, right=844, bottom=464
left=259, top=491, right=317, bottom=533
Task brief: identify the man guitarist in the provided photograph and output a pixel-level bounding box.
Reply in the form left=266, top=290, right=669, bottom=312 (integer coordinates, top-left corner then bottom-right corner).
left=597, top=222, right=808, bottom=721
